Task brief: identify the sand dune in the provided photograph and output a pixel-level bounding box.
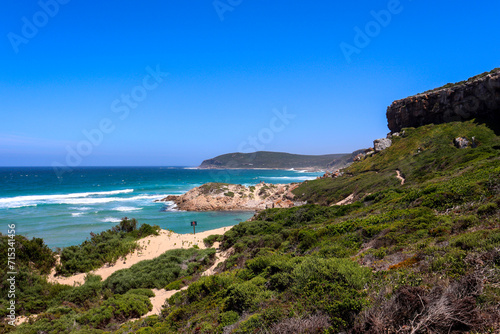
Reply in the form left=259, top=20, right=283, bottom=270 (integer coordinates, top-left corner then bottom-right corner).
left=48, top=226, right=233, bottom=286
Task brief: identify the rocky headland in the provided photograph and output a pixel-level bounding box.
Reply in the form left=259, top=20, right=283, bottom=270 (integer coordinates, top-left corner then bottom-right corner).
left=156, top=182, right=304, bottom=211
left=386, top=68, right=500, bottom=133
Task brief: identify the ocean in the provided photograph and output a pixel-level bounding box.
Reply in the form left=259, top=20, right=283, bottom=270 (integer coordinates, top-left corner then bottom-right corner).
left=0, top=167, right=322, bottom=249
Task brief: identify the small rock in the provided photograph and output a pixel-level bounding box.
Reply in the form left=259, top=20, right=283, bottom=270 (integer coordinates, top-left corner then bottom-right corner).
left=453, top=137, right=469, bottom=149
left=374, top=138, right=392, bottom=152
left=471, top=136, right=477, bottom=148
left=387, top=132, right=400, bottom=139
left=353, top=153, right=366, bottom=161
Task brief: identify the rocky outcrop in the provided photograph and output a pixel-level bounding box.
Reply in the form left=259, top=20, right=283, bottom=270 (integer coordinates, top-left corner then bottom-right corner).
left=453, top=136, right=477, bottom=149
left=373, top=138, right=392, bottom=153
left=156, top=182, right=301, bottom=211
left=387, top=68, right=500, bottom=133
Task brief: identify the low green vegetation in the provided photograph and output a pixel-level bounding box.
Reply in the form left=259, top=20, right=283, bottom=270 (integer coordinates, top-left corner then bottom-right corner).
left=105, top=248, right=215, bottom=294
left=114, top=121, right=499, bottom=333
left=8, top=247, right=216, bottom=333
left=3, top=121, right=500, bottom=333
left=0, top=235, right=60, bottom=320
left=56, top=218, right=160, bottom=276
left=203, top=234, right=223, bottom=247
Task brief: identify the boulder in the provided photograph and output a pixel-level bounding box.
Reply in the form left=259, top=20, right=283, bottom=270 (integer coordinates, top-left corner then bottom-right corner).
left=374, top=138, right=392, bottom=153
left=454, top=137, right=469, bottom=149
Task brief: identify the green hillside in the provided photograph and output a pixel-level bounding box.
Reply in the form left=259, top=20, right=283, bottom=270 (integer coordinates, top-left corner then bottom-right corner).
left=199, top=151, right=361, bottom=170
left=8, top=120, right=499, bottom=333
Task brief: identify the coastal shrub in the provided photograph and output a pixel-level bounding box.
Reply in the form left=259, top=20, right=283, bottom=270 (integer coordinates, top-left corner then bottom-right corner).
left=224, top=191, right=235, bottom=197
left=224, top=281, right=269, bottom=313
left=118, top=217, right=137, bottom=233
left=0, top=235, right=62, bottom=317
left=133, top=223, right=161, bottom=238
left=218, top=310, right=239, bottom=327
left=292, top=257, right=371, bottom=291
left=61, top=274, right=103, bottom=307
left=105, top=248, right=215, bottom=294
left=0, top=234, right=56, bottom=275
left=164, top=276, right=192, bottom=290
left=56, top=219, right=160, bottom=276
left=125, top=288, right=155, bottom=298
left=477, top=202, right=498, bottom=215
left=78, top=293, right=152, bottom=328
left=203, top=234, right=222, bottom=247
left=185, top=272, right=236, bottom=303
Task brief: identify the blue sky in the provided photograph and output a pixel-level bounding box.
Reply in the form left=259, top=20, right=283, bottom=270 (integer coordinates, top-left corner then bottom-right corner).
left=1, top=1, right=499, bottom=166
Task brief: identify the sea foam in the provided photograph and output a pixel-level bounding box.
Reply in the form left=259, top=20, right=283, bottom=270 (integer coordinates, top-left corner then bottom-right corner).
left=113, top=206, right=142, bottom=212
left=100, top=217, right=121, bottom=223
left=0, top=189, right=134, bottom=209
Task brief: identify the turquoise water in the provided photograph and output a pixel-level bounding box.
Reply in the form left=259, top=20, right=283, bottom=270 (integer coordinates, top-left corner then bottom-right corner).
left=0, top=167, right=321, bottom=249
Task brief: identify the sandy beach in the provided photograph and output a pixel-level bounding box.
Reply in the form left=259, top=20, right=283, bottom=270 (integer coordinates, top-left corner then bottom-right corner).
left=48, top=226, right=233, bottom=286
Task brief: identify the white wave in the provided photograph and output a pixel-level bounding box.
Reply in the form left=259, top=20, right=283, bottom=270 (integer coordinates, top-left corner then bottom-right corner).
left=264, top=176, right=317, bottom=181
left=0, top=189, right=134, bottom=209
left=0, top=203, right=37, bottom=209
left=70, top=207, right=92, bottom=211
left=183, top=167, right=199, bottom=170
left=113, top=206, right=142, bottom=212
left=100, top=217, right=121, bottom=223
left=59, top=194, right=163, bottom=205
left=71, top=212, right=84, bottom=217
left=161, top=201, right=180, bottom=212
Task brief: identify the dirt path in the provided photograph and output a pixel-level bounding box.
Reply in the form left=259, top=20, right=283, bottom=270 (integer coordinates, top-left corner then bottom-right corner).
left=396, top=170, right=405, bottom=185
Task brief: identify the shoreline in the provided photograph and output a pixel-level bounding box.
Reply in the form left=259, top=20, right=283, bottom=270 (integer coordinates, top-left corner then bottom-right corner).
left=48, top=225, right=234, bottom=286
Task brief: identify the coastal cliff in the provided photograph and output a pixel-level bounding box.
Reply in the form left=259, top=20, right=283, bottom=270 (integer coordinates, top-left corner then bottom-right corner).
left=157, top=182, right=302, bottom=211
left=387, top=68, right=500, bottom=133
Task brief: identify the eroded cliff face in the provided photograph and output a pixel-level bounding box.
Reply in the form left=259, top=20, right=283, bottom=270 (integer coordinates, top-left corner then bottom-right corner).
left=387, top=69, right=500, bottom=133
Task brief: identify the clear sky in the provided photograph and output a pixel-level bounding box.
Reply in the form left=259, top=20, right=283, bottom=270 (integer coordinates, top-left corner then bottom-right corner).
left=1, top=1, right=499, bottom=166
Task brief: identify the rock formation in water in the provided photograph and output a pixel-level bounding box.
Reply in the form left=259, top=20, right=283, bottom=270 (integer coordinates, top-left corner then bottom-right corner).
left=156, top=182, right=304, bottom=211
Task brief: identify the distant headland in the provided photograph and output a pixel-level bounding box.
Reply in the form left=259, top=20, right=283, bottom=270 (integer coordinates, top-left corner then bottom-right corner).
left=198, top=150, right=364, bottom=171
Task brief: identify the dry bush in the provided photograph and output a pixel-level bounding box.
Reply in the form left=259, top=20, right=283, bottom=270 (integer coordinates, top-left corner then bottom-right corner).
left=270, top=313, right=331, bottom=334
left=353, top=275, right=491, bottom=334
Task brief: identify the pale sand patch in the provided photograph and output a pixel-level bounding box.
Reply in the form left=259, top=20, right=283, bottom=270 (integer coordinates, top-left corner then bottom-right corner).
left=142, top=287, right=188, bottom=318
left=48, top=226, right=234, bottom=286
left=202, top=244, right=234, bottom=277
left=14, top=315, right=32, bottom=326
